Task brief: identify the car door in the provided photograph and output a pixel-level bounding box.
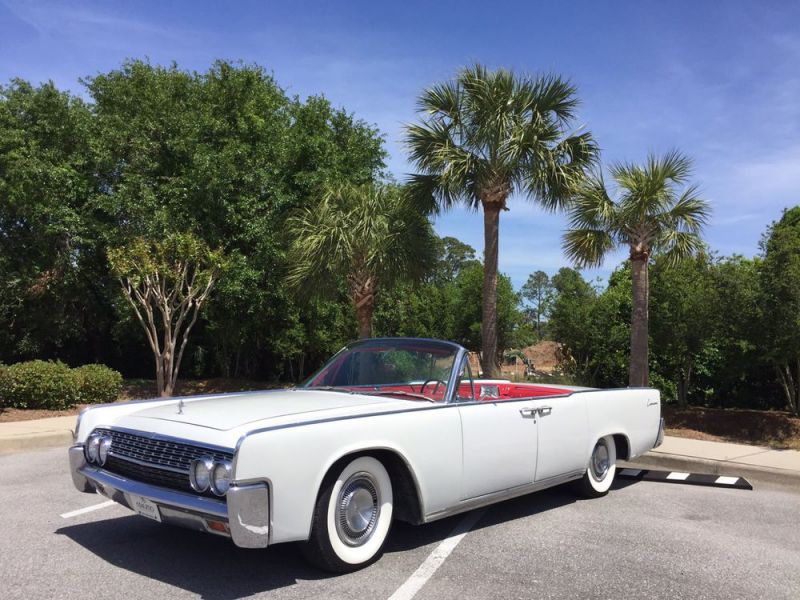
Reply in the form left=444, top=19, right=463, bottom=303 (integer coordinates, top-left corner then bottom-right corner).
left=456, top=363, right=539, bottom=500
left=531, top=393, right=589, bottom=482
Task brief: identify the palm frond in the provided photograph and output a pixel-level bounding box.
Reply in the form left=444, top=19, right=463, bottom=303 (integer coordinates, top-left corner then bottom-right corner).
left=562, top=228, right=615, bottom=268
left=404, top=64, right=596, bottom=213
left=286, top=182, right=438, bottom=302
left=567, top=171, right=616, bottom=229
left=654, top=230, right=707, bottom=267
left=417, top=80, right=461, bottom=119
left=525, top=131, right=599, bottom=211
left=527, top=74, right=580, bottom=124
left=659, top=184, right=710, bottom=233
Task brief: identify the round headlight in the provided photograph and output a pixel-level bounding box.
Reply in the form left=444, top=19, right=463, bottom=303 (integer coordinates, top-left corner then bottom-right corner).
left=210, top=460, right=232, bottom=496
left=190, top=456, right=214, bottom=493
left=85, top=434, right=101, bottom=464
left=98, top=436, right=112, bottom=466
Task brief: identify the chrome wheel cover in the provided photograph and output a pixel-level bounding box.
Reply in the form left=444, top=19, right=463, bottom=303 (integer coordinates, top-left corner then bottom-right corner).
left=591, top=440, right=610, bottom=481
left=335, top=472, right=381, bottom=547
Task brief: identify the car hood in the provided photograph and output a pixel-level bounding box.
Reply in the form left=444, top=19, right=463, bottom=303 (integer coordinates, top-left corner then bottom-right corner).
left=114, top=389, right=414, bottom=433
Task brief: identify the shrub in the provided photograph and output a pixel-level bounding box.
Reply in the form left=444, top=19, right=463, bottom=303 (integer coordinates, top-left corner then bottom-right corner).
left=0, top=360, right=79, bottom=409
left=75, top=364, right=123, bottom=405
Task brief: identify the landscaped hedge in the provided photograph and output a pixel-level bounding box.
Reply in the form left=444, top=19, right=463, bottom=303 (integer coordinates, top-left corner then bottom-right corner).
left=0, top=361, right=122, bottom=409
left=0, top=360, right=79, bottom=409
left=75, top=364, right=123, bottom=405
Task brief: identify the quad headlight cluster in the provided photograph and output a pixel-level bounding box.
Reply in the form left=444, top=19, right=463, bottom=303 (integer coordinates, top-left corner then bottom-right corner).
left=190, top=456, right=233, bottom=496
left=84, top=432, right=112, bottom=467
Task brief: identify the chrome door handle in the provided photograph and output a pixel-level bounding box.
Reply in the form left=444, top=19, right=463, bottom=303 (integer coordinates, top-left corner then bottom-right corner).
left=519, top=407, right=537, bottom=419
left=537, top=405, right=553, bottom=415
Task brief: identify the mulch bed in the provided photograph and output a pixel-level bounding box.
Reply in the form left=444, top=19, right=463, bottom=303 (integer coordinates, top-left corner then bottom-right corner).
left=663, top=406, right=800, bottom=450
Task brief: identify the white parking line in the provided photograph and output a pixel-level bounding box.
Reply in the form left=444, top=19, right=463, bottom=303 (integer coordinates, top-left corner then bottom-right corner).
left=388, top=508, right=486, bottom=600
left=60, top=500, right=116, bottom=519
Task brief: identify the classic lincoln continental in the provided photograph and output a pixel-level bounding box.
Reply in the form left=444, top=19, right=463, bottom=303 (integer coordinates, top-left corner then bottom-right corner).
left=69, top=337, right=664, bottom=572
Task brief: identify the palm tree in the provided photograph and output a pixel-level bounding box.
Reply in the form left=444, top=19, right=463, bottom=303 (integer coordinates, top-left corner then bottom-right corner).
left=405, top=64, right=597, bottom=377
left=287, top=182, right=436, bottom=338
left=563, top=151, right=710, bottom=387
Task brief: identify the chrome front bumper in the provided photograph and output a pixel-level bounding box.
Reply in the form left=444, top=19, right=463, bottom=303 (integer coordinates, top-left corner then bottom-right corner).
left=68, top=445, right=270, bottom=548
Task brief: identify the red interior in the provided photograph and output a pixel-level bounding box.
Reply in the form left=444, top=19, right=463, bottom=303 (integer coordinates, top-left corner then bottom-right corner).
left=467, top=382, right=571, bottom=400
left=318, top=382, right=570, bottom=403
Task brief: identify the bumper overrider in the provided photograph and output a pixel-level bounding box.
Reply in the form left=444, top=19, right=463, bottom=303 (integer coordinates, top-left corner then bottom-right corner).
left=68, top=445, right=270, bottom=548
left=654, top=417, right=665, bottom=448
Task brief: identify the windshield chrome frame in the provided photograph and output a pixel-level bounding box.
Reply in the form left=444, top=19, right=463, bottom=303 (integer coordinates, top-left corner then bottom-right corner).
left=303, top=337, right=467, bottom=404
left=444, top=346, right=470, bottom=404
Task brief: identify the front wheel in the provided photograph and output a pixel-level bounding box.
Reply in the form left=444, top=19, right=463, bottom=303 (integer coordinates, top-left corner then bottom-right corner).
left=303, top=456, right=394, bottom=573
left=575, top=435, right=617, bottom=498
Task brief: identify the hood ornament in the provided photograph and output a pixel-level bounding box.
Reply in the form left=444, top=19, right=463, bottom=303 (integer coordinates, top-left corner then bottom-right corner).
left=177, top=398, right=184, bottom=415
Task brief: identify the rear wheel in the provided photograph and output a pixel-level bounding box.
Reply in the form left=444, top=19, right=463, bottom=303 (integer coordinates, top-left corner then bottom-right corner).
left=303, top=456, right=394, bottom=572
left=575, top=435, right=617, bottom=498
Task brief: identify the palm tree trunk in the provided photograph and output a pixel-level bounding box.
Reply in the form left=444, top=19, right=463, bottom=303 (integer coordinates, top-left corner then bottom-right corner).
left=349, top=270, right=376, bottom=339
left=481, top=205, right=501, bottom=378
left=629, top=254, right=649, bottom=387
left=355, top=293, right=374, bottom=339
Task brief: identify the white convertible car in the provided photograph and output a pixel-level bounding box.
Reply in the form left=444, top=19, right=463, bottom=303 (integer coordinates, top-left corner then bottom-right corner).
left=69, top=337, right=664, bottom=572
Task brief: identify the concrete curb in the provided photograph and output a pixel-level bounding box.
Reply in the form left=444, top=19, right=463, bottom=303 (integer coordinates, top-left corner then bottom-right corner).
left=0, top=430, right=73, bottom=455
left=621, top=452, right=800, bottom=486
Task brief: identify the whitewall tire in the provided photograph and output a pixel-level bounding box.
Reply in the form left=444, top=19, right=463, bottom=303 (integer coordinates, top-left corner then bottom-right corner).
left=304, top=456, right=394, bottom=572
left=576, top=435, right=617, bottom=498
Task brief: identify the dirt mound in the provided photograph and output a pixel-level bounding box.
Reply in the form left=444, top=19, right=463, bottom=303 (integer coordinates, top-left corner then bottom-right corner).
left=522, top=341, right=561, bottom=374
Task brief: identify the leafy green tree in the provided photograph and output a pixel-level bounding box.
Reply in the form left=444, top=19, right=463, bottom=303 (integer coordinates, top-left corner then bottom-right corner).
left=406, top=64, right=597, bottom=375
left=108, top=233, right=226, bottom=396
left=374, top=280, right=455, bottom=341
left=373, top=235, right=479, bottom=342
left=286, top=95, right=387, bottom=200
left=87, top=60, right=294, bottom=378
left=760, top=207, right=800, bottom=415
left=649, top=252, right=717, bottom=406
left=287, top=183, right=436, bottom=338
left=548, top=267, right=629, bottom=386
left=521, top=270, right=554, bottom=338
left=708, top=256, right=768, bottom=408
left=433, top=237, right=480, bottom=283
left=563, top=151, right=710, bottom=387
left=0, top=79, right=109, bottom=364
left=86, top=60, right=387, bottom=377
left=449, top=262, right=521, bottom=360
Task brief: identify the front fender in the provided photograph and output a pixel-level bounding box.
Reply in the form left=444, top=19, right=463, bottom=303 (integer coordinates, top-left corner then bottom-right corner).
left=233, top=409, right=461, bottom=544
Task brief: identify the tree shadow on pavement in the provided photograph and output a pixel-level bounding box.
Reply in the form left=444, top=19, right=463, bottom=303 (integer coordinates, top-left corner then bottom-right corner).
left=57, top=516, right=322, bottom=600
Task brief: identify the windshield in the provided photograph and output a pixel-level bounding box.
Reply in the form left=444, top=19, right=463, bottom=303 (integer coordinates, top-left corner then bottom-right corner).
left=303, top=338, right=460, bottom=402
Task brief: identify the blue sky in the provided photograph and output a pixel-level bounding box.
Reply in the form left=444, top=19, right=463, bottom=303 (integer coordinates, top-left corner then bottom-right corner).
left=2, top=0, right=799, bottom=288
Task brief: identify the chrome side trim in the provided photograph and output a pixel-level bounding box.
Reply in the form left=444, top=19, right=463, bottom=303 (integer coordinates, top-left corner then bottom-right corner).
left=233, top=393, right=576, bottom=453
left=423, top=470, right=585, bottom=523
left=80, top=464, right=228, bottom=518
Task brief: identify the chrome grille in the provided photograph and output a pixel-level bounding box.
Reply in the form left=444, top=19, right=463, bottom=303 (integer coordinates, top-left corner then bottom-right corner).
left=94, top=428, right=233, bottom=499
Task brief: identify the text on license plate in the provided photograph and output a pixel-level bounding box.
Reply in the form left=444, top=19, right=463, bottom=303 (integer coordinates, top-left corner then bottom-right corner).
left=127, top=494, right=162, bottom=523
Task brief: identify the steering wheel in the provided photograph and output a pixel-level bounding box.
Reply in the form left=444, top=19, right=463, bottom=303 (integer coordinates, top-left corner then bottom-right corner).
left=419, top=379, right=447, bottom=397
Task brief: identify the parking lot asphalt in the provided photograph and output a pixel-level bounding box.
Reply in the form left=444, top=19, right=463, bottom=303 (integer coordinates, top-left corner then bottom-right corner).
left=3, top=447, right=799, bottom=600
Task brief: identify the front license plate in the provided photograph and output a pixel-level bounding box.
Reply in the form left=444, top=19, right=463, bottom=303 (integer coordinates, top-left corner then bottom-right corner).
left=127, top=494, right=162, bottom=523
